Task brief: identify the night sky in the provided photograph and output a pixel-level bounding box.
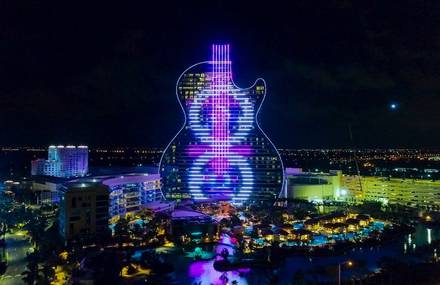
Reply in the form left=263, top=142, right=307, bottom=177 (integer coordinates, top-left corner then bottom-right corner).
left=1, top=1, right=440, bottom=148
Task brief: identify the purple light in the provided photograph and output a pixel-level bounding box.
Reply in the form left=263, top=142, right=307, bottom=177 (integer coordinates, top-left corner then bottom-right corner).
left=188, top=261, right=208, bottom=277
left=188, top=260, right=250, bottom=284
left=160, top=43, right=285, bottom=202
left=186, top=145, right=211, bottom=157
left=237, top=267, right=251, bottom=274
left=187, top=44, right=255, bottom=200
left=230, top=145, right=253, bottom=156
left=211, top=44, right=231, bottom=175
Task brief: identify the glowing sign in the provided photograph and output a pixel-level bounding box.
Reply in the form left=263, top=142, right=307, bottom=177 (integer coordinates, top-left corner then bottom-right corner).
left=159, top=44, right=284, bottom=201
left=186, top=45, right=254, bottom=200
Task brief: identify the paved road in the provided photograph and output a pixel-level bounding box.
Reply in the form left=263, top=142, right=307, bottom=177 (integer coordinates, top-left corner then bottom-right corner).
left=0, top=232, right=31, bottom=285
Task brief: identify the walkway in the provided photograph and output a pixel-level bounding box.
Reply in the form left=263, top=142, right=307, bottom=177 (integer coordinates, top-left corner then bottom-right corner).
left=0, top=231, right=31, bottom=285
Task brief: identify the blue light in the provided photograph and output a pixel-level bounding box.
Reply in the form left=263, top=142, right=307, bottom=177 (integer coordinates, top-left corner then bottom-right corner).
left=159, top=44, right=285, bottom=201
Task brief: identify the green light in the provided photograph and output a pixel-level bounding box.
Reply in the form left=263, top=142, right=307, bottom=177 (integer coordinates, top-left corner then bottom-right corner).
left=194, top=247, right=202, bottom=254
left=191, top=231, right=202, bottom=236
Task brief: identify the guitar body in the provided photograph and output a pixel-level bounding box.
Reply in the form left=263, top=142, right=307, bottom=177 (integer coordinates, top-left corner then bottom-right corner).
left=160, top=45, right=284, bottom=201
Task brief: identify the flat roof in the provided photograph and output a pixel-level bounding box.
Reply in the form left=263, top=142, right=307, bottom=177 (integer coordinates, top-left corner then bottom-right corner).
left=102, top=173, right=160, bottom=187
left=68, top=173, right=160, bottom=185
left=62, top=182, right=109, bottom=193
left=143, top=201, right=174, bottom=210
left=171, top=209, right=208, bottom=219
left=62, top=172, right=160, bottom=192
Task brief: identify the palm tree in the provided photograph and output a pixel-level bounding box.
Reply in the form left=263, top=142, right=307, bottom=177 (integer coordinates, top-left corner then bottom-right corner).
left=140, top=208, right=154, bottom=222
left=114, top=217, right=129, bottom=247
left=39, top=263, right=54, bottom=284
left=26, top=215, right=48, bottom=250
left=21, top=251, right=40, bottom=285
left=145, top=220, right=159, bottom=244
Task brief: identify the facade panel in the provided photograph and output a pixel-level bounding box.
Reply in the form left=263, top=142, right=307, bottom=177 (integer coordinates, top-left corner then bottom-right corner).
left=160, top=45, right=284, bottom=201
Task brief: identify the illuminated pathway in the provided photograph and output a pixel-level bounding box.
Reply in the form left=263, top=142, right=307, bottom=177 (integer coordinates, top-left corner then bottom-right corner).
left=0, top=232, right=30, bottom=285
left=215, top=234, right=237, bottom=256
left=187, top=234, right=250, bottom=285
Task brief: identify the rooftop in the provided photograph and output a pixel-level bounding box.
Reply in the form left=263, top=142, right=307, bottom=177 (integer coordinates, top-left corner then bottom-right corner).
left=68, top=172, right=160, bottom=186
left=171, top=208, right=211, bottom=220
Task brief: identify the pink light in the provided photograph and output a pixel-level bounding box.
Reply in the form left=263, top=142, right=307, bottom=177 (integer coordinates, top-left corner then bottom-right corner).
left=230, top=145, right=253, bottom=156
left=186, top=145, right=211, bottom=157
left=210, top=44, right=232, bottom=175
left=188, top=260, right=208, bottom=277
left=188, top=260, right=249, bottom=285
left=187, top=45, right=256, bottom=199
left=209, top=157, right=230, bottom=173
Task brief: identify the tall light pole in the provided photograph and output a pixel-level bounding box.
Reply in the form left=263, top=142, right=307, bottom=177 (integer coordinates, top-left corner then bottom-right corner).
left=338, top=260, right=353, bottom=285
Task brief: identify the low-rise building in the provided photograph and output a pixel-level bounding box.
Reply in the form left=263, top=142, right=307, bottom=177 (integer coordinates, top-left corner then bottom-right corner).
left=282, top=168, right=440, bottom=210
left=31, top=176, right=67, bottom=204
left=170, top=209, right=217, bottom=244
left=102, top=174, right=164, bottom=222
left=284, top=168, right=342, bottom=202
left=342, top=175, right=440, bottom=209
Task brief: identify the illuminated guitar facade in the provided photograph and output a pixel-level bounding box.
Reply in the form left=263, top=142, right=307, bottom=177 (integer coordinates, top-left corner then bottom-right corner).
left=159, top=44, right=284, bottom=201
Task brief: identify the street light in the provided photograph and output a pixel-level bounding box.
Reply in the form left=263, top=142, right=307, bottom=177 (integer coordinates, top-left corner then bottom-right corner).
left=338, top=260, right=353, bottom=285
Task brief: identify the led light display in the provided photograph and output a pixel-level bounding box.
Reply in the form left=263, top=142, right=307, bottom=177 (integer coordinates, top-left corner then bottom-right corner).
left=160, top=44, right=284, bottom=201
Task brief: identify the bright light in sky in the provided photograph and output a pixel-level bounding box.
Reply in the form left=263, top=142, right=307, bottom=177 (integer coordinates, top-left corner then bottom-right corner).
left=390, top=103, right=398, bottom=110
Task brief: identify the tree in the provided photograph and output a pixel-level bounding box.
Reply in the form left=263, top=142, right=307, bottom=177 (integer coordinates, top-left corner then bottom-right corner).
left=39, top=263, right=54, bottom=285
left=145, top=221, right=158, bottom=244
left=26, top=214, right=48, bottom=250
left=114, top=217, right=129, bottom=247
left=22, top=251, right=40, bottom=285
left=229, top=215, right=241, bottom=227
left=140, top=208, right=154, bottom=222
left=219, top=218, right=229, bottom=229
left=132, top=222, right=143, bottom=246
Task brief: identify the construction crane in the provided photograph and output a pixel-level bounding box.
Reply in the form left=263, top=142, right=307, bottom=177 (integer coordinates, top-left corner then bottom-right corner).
left=348, top=124, right=363, bottom=201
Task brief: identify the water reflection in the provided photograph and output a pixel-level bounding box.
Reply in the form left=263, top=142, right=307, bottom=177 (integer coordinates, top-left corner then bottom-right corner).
left=188, top=260, right=249, bottom=285
left=427, top=228, right=432, bottom=244
left=187, top=234, right=250, bottom=285
left=176, top=224, right=440, bottom=285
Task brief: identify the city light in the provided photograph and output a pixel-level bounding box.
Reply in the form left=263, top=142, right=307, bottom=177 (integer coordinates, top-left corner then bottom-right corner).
left=1, top=3, right=439, bottom=285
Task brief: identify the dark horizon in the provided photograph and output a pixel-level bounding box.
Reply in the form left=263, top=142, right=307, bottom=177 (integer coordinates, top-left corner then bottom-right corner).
left=2, top=1, right=440, bottom=148
left=3, top=145, right=440, bottom=152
